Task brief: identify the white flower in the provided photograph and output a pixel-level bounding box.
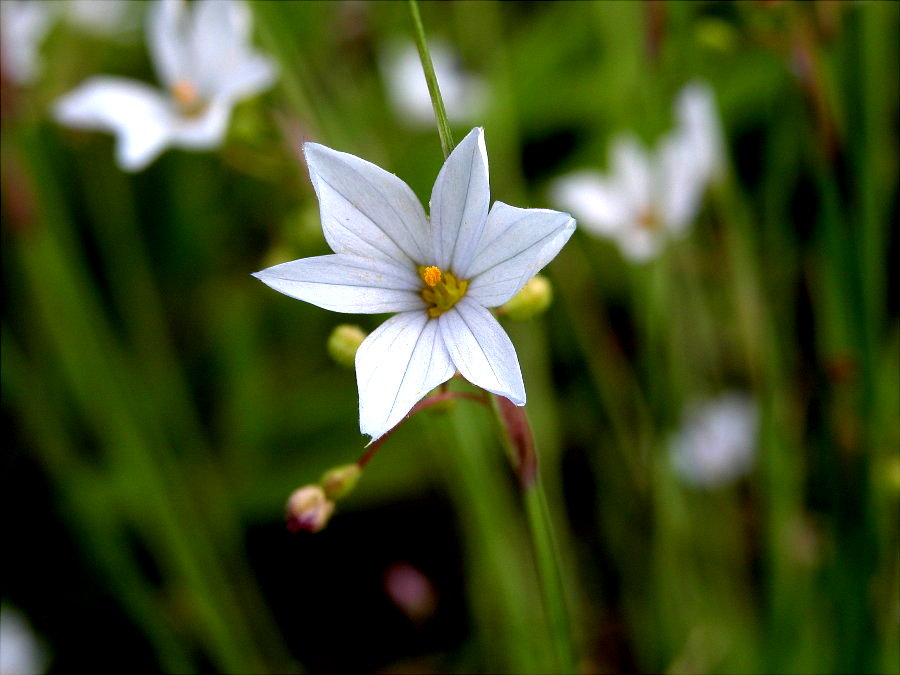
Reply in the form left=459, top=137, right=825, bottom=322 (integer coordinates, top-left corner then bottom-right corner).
left=380, top=39, right=487, bottom=127
left=66, top=0, right=136, bottom=37
left=0, top=605, right=49, bottom=675
left=53, top=0, right=276, bottom=172
left=669, top=393, right=757, bottom=488
left=254, top=128, right=575, bottom=443
left=0, top=0, right=54, bottom=85
left=551, top=82, right=724, bottom=262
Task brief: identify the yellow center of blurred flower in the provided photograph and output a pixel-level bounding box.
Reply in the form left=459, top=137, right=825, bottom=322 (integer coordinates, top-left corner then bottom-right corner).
left=171, top=79, right=205, bottom=116
left=419, top=265, right=468, bottom=318
left=638, top=208, right=660, bottom=232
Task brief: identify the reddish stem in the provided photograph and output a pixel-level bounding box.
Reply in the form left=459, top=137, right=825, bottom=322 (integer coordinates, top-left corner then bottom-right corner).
left=356, top=391, right=488, bottom=468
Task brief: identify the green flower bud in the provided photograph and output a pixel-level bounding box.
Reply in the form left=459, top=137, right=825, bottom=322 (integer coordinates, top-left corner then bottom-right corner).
left=321, top=463, right=362, bottom=500
left=498, top=275, right=553, bottom=321
left=327, top=324, right=367, bottom=368
left=285, top=485, right=335, bottom=534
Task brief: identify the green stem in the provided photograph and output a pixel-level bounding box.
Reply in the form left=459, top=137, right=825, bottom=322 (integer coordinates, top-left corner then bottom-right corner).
left=408, top=0, right=454, bottom=159
left=489, top=395, right=578, bottom=673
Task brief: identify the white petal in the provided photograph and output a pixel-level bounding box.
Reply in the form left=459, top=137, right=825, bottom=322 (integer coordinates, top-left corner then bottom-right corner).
left=0, top=0, right=54, bottom=84
left=190, top=0, right=275, bottom=100
left=215, top=54, right=277, bottom=102
left=147, top=0, right=186, bottom=88
left=439, top=297, right=525, bottom=405
left=170, top=97, right=232, bottom=148
left=551, top=171, right=629, bottom=235
left=657, top=132, right=704, bottom=234
left=615, top=227, right=660, bottom=262
left=676, top=80, right=724, bottom=183
left=610, top=133, right=652, bottom=214
left=252, top=254, right=424, bottom=314
left=304, top=142, right=432, bottom=266
left=356, top=311, right=455, bottom=442
left=53, top=76, right=174, bottom=171
left=430, top=127, right=490, bottom=277
left=466, top=202, right=575, bottom=307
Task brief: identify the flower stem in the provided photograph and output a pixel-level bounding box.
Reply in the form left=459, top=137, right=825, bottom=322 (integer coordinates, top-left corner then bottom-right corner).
left=408, top=0, right=455, bottom=159
left=490, top=394, right=579, bottom=673
left=357, top=391, right=487, bottom=469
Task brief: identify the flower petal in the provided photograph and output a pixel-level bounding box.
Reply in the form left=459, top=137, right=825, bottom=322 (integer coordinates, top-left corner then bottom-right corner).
left=53, top=76, right=174, bottom=172
left=170, top=98, right=232, bottom=148
left=356, top=311, right=455, bottom=441
left=656, top=132, right=704, bottom=234
left=466, top=201, right=575, bottom=307
left=430, top=127, right=490, bottom=277
left=304, top=142, right=432, bottom=267
left=190, top=0, right=275, bottom=100
left=147, top=0, right=185, bottom=88
left=550, top=171, right=628, bottom=235
left=252, top=254, right=424, bottom=314
left=439, top=297, right=525, bottom=405
left=610, top=133, right=651, bottom=214
left=675, top=81, right=724, bottom=184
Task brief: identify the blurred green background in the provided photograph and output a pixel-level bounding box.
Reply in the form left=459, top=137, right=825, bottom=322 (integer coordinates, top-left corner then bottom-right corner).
left=2, top=1, right=898, bottom=673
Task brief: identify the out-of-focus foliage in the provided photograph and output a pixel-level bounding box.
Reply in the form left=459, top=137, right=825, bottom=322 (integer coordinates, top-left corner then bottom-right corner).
left=1, top=2, right=897, bottom=673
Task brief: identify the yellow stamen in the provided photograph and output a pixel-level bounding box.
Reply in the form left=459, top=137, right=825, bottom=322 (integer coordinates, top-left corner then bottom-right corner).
left=638, top=208, right=659, bottom=232
left=422, top=266, right=442, bottom=287
left=172, top=79, right=198, bottom=107
left=418, top=265, right=468, bottom=318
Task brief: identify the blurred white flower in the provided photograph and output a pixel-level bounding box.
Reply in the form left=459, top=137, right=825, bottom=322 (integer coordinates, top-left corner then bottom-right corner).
left=53, top=0, right=277, bottom=172
left=380, top=39, right=487, bottom=127
left=66, top=0, right=136, bottom=37
left=0, top=0, right=54, bottom=85
left=0, top=605, right=48, bottom=675
left=254, top=128, right=575, bottom=442
left=670, top=393, right=757, bottom=488
left=551, top=82, right=724, bottom=262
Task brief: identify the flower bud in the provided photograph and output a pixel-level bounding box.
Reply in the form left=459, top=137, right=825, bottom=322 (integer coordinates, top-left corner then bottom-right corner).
left=285, top=485, right=335, bottom=533
left=498, top=275, right=553, bottom=321
left=321, top=463, right=362, bottom=500
left=327, top=324, right=367, bottom=368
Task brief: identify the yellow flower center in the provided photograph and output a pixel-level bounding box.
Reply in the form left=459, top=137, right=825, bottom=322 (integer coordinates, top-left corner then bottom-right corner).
left=171, top=79, right=205, bottom=116
left=419, top=265, right=468, bottom=318
left=638, top=207, right=660, bottom=232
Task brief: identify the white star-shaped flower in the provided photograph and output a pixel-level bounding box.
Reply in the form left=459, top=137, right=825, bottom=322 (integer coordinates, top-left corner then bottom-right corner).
left=380, top=39, right=487, bottom=128
left=670, top=393, right=757, bottom=489
left=53, top=0, right=276, bottom=172
left=552, top=82, right=723, bottom=262
left=254, top=127, right=575, bottom=443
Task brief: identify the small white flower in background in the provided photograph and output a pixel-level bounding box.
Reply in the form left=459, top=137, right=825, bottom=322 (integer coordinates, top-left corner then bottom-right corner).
left=0, top=0, right=54, bottom=85
left=0, top=605, right=49, bottom=675
left=551, top=82, right=724, bottom=262
left=53, top=0, right=277, bottom=172
left=66, top=0, right=137, bottom=37
left=670, top=393, right=757, bottom=489
left=380, top=39, right=487, bottom=127
left=254, top=128, right=575, bottom=443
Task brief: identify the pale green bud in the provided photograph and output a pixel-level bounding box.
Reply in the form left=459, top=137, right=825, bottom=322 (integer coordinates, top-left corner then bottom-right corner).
left=285, top=485, right=335, bottom=534
left=321, top=463, right=362, bottom=500
left=498, top=275, right=553, bottom=321
left=327, top=324, right=367, bottom=368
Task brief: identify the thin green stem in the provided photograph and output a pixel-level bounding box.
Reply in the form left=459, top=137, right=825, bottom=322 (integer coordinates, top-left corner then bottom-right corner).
left=489, top=395, right=578, bottom=673
left=408, top=0, right=454, bottom=159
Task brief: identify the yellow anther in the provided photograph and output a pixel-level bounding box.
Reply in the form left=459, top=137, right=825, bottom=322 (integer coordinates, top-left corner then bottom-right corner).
left=638, top=208, right=659, bottom=232
left=172, top=79, right=198, bottom=107
left=418, top=265, right=468, bottom=318
left=421, top=266, right=442, bottom=287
